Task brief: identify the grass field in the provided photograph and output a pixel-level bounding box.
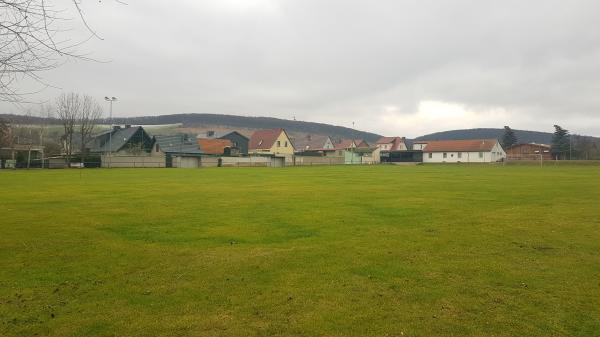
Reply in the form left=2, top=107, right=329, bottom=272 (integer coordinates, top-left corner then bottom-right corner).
left=1, top=165, right=599, bottom=337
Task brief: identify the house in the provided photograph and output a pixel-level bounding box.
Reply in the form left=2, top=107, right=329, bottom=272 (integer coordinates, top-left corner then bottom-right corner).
left=422, top=139, right=506, bottom=163
left=197, top=138, right=234, bottom=155
left=506, top=143, right=552, bottom=161
left=248, top=128, right=295, bottom=162
left=334, top=139, right=356, bottom=150
left=88, top=126, right=163, bottom=168
left=376, top=137, right=407, bottom=151
left=328, top=139, right=380, bottom=164
left=88, top=125, right=154, bottom=155
left=154, top=135, right=204, bottom=168
left=219, top=131, right=249, bottom=155
left=88, top=126, right=206, bottom=168
left=293, top=135, right=335, bottom=153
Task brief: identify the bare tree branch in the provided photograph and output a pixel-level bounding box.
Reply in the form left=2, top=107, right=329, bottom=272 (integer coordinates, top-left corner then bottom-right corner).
left=1, top=1, right=124, bottom=103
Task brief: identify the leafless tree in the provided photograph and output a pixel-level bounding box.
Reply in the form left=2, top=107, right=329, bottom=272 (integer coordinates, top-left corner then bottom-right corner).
left=1, top=1, right=125, bottom=103
left=56, top=92, right=80, bottom=164
left=0, top=118, right=10, bottom=148
left=56, top=92, right=103, bottom=165
left=78, top=95, right=103, bottom=163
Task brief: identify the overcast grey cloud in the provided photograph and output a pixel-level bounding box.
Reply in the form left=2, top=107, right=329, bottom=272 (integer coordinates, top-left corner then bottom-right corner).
left=3, top=0, right=600, bottom=137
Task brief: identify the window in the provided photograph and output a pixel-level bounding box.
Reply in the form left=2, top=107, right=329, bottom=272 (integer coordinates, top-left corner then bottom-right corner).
left=479, top=152, right=484, bottom=158
left=451, top=154, right=454, bottom=157
left=155, top=144, right=159, bottom=152
left=285, top=141, right=288, bottom=147
left=428, top=153, right=432, bottom=159
left=443, top=153, right=447, bottom=158
left=458, top=152, right=462, bottom=158
left=277, top=141, right=281, bottom=147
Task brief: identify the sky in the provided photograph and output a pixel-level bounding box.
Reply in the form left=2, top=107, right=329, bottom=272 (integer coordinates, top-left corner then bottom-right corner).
left=3, top=0, right=600, bottom=137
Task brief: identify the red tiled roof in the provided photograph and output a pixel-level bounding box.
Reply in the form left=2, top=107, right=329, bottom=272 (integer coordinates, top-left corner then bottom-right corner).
left=335, top=139, right=355, bottom=149
left=197, top=138, right=232, bottom=154
left=423, top=139, right=499, bottom=152
left=354, top=139, right=369, bottom=148
left=249, top=128, right=285, bottom=150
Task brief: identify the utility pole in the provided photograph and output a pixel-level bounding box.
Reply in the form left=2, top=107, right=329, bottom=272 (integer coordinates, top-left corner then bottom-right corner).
left=104, top=97, right=118, bottom=168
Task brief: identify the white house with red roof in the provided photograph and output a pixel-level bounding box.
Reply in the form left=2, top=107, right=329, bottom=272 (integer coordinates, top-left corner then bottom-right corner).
left=422, top=139, right=506, bottom=163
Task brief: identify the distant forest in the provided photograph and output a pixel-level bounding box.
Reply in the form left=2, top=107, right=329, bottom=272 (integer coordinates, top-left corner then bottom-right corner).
left=0, top=113, right=382, bottom=143
left=415, top=128, right=558, bottom=144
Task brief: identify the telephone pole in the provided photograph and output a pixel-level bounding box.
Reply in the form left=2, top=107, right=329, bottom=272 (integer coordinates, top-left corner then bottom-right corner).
left=104, top=97, right=118, bottom=168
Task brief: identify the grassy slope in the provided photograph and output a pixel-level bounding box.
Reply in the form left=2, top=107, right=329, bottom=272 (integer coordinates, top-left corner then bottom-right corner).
left=1, top=166, right=599, bottom=337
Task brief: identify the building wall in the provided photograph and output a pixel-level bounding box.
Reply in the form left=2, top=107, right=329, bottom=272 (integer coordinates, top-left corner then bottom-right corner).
left=173, top=156, right=200, bottom=168
left=507, top=144, right=552, bottom=160
left=413, top=143, right=427, bottom=151
left=220, top=133, right=249, bottom=154
left=219, top=156, right=273, bottom=167
left=362, top=147, right=381, bottom=164
left=323, top=138, right=335, bottom=149
left=268, top=132, right=295, bottom=155
left=423, top=146, right=506, bottom=163
left=294, top=156, right=344, bottom=165
left=100, top=154, right=166, bottom=168
left=344, top=150, right=362, bottom=164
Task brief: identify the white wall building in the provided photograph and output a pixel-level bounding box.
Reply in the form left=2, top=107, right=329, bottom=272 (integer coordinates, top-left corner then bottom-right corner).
left=422, top=139, right=506, bottom=163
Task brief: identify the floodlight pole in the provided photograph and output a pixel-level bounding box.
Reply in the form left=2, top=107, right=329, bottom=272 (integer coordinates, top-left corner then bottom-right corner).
left=104, top=96, right=118, bottom=168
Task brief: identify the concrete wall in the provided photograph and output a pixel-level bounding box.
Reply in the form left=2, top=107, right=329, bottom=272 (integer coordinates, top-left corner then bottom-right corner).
left=173, top=156, right=200, bottom=168
left=100, top=154, right=166, bottom=168
left=361, top=148, right=381, bottom=164
left=200, top=156, right=219, bottom=167
left=294, top=156, right=344, bottom=165
left=219, top=156, right=273, bottom=167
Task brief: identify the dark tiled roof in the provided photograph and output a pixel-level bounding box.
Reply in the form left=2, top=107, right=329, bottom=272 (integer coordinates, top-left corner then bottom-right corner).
left=293, top=135, right=332, bottom=151
left=88, top=127, right=145, bottom=153
left=220, top=131, right=249, bottom=140
left=155, top=135, right=202, bottom=154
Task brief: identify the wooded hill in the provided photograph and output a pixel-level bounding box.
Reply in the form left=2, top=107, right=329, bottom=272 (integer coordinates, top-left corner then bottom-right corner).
left=417, top=128, right=562, bottom=144
left=0, top=113, right=382, bottom=143
left=3, top=113, right=597, bottom=145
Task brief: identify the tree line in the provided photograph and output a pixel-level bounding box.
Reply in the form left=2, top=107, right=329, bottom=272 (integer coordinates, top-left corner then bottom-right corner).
left=502, top=125, right=600, bottom=160
left=0, top=93, right=103, bottom=165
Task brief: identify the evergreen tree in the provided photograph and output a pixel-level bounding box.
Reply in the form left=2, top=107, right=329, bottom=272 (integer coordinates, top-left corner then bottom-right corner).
left=501, top=126, right=518, bottom=149
left=551, top=125, right=570, bottom=160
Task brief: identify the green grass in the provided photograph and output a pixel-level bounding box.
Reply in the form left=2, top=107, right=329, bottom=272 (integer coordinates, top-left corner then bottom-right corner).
left=1, top=165, right=599, bottom=337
